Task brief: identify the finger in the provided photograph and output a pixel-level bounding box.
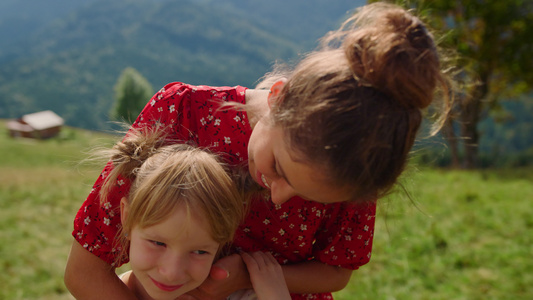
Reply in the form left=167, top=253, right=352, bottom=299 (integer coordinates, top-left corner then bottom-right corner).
left=250, top=251, right=267, bottom=267
left=263, top=251, right=278, bottom=265
left=240, top=252, right=258, bottom=270
left=209, top=265, right=229, bottom=280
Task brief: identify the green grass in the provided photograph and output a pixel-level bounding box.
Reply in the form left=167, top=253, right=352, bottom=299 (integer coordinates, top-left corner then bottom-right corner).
left=0, top=121, right=116, bottom=299
left=1, top=120, right=532, bottom=299
left=334, top=168, right=533, bottom=300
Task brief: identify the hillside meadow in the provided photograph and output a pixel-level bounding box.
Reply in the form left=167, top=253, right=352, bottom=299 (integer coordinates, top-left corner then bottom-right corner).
left=0, top=120, right=531, bottom=299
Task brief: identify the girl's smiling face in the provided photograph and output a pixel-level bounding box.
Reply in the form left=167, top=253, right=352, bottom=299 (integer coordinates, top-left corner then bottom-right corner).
left=247, top=116, right=353, bottom=205
left=125, top=204, right=219, bottom=300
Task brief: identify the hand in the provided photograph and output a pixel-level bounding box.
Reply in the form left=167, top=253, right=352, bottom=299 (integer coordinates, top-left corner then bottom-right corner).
left=185, top=253, right=252, bottom=300
left=241, top=252, right=291, bottom=300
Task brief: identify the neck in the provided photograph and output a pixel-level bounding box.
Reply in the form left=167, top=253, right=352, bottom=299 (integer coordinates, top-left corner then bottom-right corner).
left=245, top=89, right=270, bottom=128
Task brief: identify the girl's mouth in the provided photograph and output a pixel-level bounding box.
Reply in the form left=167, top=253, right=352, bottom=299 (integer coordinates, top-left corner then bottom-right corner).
left=256, top=171, right=271, bottom=189
left=150, top=277, right=183, bottom=292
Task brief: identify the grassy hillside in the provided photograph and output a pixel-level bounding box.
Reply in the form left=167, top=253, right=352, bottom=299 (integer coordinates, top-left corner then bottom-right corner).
left=0, top=121, right=531, bottom=299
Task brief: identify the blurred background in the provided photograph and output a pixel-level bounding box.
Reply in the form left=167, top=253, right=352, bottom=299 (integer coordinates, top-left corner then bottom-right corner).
left=0, top=0, right=531, bottom=299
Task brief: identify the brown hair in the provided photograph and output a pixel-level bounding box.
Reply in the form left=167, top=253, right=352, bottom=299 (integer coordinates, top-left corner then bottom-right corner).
left=99, top=128, right=246, bottom=265
left=264, top=3, right=451, bottom=201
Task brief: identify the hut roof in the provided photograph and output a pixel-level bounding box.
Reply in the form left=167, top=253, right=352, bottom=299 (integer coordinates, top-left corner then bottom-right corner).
left=20, top=110, right=64, bottom=130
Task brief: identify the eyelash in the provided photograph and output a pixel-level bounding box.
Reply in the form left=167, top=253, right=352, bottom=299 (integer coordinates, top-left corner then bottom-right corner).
left=150, top=241, right=211, bottom=255
left=272, top=160, right=279, bottom=175
left=151, top=240, right=166, bottom=247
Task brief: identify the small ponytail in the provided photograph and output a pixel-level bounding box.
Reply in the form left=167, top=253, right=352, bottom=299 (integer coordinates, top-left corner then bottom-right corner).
left=99, top=127, right=167, bottom=204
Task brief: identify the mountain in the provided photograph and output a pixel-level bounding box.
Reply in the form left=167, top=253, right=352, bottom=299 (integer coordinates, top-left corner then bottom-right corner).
left=0, top=0, right=363, bottom=130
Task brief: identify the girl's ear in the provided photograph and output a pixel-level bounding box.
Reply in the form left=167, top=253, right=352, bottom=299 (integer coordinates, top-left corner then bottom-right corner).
left=120, top=197, right=129, bottom=227
left=267, top=79, right=287, bottom=108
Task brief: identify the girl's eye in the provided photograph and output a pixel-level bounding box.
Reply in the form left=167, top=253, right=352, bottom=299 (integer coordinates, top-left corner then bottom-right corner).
left=272, top=160, right=279, bottom=175
left=150, top=240, right=166, bottom=247
left=192, top=250, right=209, bottom=255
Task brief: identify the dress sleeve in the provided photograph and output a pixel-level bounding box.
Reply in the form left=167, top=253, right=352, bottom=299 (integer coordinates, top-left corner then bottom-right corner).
left=312, top=201, right=376, bottom=270
left=71, top=82, right=192, bottom=266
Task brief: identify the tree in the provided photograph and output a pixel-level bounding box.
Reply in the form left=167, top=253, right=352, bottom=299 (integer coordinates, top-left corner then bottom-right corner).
left=370, top=0, right=533, bottom=168
left=111, top=67, right=154, bottom=123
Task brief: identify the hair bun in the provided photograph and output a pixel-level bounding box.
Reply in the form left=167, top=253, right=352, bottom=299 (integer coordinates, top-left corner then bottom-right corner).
left=342, top=3, right=440, bottom=109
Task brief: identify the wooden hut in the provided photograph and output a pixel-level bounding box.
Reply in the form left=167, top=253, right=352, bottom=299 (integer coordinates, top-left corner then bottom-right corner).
left=7, top=110, right=64, bottom=139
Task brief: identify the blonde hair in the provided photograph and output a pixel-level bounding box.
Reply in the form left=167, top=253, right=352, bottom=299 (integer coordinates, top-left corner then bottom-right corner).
left=260, top=3, right=452, bottom=201
left=100, top=128, right=245, bottom=265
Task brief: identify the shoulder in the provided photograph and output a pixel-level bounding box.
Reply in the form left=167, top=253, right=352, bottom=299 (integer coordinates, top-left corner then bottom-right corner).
left=154, top=82, right=248, bottom=105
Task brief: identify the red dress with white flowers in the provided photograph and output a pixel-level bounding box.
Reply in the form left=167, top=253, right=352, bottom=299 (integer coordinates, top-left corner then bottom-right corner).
left=73, top=82, right=376, bottom=300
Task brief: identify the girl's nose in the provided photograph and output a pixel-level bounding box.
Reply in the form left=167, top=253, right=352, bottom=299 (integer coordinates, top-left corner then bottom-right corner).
left=159, top=254, right=187, bottom=282
left=269, top=179, right=297, bottom=204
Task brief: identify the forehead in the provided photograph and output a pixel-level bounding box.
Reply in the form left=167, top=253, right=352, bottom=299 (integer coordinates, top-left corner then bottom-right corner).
left=139, top=205, right=218, bottom=244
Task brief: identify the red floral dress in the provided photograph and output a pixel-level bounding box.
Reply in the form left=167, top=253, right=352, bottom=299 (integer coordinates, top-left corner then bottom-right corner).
left=73, top=82, right=376, bottom=300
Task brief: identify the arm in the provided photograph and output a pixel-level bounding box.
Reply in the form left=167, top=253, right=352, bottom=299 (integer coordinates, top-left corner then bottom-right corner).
left=282, top=260, right=352, bottom=294
left=64, top=240, right=138, bottom=300
left=187, top=254, right=352, bottom=299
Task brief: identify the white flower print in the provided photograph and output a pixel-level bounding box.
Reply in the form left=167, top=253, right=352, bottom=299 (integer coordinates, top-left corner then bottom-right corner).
left=103, top=218, right=110, bottom=226
left=103, top=202, right=112, bottom=210
left=263, top=219, right=270, bottom=225
left=364, top=225, right=369, bottom=231
left=157, top=107, right=163, bottom=112
left=151, top=99, right=156, bottom=106
left=279, top=229, right=285, bottom=236
left=300, top=224, right=307, bottom=231
left=169, top=104, right=175, bottom=113
left=200, top=117, right=206, bottom=126
left=84, top=217, right=91, bottom=225
left=224, top=137, right=231, bottom=144
left=117, top=179, right=125, bottom=186
left=214, top=119, right=221, bottom=126
left=234, top=115, right=241, bottom=122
